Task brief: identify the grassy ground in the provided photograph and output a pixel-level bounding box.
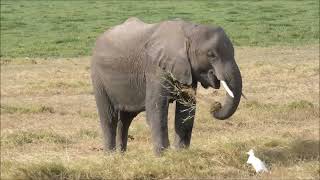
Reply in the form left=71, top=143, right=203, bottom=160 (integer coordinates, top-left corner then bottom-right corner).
left=1, top=46, right=319, bottom=179
left=1, top=0, right=319, bottom=58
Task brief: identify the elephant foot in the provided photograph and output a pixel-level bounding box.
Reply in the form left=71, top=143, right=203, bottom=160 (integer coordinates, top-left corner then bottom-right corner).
left=174, top=139, right=190, bottom=150
left=174, top=129, right=192, bottom=150
left=103, top=141, right=117, bottom=152
left=153, top=144, right=169, bottom=156
left=174, top=144, right=188, bottom=150
left=103, top=147, right=117, bottom=154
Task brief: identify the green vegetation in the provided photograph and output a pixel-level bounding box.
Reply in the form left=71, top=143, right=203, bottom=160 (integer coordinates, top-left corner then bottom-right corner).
left=77, top=129, right=99, bottom=139
left=287, top=100, right=314, bottom=109
left=1, top=131, right=70, bottom=146
left=1, top=0, right=319, bottom=58
left=1, top=104, right=55, bottom=114
left=28, top=80, right=90, bottom=91
left=244, top=100, right=316, bottom=111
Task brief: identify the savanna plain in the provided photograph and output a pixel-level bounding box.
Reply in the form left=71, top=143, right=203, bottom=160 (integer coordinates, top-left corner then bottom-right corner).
left=1, top=0, right=319, bottom=179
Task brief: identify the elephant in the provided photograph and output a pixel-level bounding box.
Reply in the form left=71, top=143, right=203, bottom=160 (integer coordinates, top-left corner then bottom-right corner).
left=91, top=17, right=242, bottom=155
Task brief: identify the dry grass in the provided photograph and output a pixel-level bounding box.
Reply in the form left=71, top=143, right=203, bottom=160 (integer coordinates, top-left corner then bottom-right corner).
left=1, top=46, right=319, bottom=179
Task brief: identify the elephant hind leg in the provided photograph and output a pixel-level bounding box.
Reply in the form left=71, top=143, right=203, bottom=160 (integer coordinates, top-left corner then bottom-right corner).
left=117, top=111, right=138, bottom=152
left=93, top=85, right=118, bottom=151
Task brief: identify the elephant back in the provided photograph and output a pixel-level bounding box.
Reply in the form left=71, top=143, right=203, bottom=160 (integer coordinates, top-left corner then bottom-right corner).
left=93, top=17, right=155, bottom=61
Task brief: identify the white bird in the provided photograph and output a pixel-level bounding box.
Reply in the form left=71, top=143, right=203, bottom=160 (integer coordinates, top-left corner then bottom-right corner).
left=246, top=149, right=268, bottom=173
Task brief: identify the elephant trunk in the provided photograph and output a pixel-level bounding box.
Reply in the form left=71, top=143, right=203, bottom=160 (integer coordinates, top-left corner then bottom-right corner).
left=213, top=61, right=242, bottom=120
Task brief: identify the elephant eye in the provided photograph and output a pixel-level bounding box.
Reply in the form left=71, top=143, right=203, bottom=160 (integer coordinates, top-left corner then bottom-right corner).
left=207, top=51, right=217, bottom=59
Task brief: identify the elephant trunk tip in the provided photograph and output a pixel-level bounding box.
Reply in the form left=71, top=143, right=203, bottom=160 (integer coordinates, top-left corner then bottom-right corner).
left=210, top=101, right=227, bottom=120
left=210, top=92, right=241, bottom=120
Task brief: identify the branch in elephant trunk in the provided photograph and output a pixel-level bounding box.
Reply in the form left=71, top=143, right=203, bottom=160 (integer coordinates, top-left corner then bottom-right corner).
left=161, top=73, right=196, bottom=122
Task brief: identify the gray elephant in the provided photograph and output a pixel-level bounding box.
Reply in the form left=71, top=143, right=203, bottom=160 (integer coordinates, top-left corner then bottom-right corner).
left=91, top=17, right=242, bottom=154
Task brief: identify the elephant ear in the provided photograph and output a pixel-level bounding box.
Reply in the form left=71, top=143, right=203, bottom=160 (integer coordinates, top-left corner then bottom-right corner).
left=146, top=21, right=192, bottom=85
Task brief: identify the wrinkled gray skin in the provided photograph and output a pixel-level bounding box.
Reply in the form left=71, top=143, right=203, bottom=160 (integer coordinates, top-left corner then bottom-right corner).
left=91, top=17, right=242, bottom=155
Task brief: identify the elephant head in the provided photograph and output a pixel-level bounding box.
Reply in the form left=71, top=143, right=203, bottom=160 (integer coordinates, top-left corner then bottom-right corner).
left=184, top=24, right=242, bottom=120
left=146, top=21, right=242, bottom=120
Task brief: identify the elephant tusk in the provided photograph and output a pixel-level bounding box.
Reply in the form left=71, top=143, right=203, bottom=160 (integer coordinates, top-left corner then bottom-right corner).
left=221, top=81, right=234, bottom=98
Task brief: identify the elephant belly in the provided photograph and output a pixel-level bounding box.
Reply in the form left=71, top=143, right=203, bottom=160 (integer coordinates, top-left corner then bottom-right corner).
left=103, top=72, right=146, bottom=112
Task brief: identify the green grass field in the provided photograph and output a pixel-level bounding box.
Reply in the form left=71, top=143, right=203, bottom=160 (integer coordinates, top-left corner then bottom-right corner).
left=1, top=0, right=319, bottom=58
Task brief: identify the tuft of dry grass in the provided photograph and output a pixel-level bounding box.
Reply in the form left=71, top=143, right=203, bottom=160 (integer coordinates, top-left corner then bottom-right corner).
left=162, top=73, right=197, bottom=121
left=1, top=46, right=319, bottom=179
left=1, top=130, right=72, bottom=148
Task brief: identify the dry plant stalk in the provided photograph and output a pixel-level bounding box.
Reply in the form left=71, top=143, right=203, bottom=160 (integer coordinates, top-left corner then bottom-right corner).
left=162, top=73, right=223, bottom=121
left=161, top=73, right=196, bottom=122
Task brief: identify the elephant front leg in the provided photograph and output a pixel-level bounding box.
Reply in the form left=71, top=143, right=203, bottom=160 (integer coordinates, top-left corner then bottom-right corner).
left=146, top=80, right=170, bottom=155
left=174, top=100, right=195, bottom=149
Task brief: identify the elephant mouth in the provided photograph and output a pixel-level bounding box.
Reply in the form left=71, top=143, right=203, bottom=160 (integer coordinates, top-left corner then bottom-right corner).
left=208, top=74, right=221, bottom=89
left=201, top=80, right=219, bottom=89
left=201, top=73, right=234, bottom=98
left=199, top=70, right=220, bottom=89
